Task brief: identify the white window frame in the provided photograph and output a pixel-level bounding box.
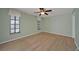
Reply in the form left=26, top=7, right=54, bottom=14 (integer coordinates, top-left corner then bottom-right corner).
left=10, top=16, right=20, bottom=34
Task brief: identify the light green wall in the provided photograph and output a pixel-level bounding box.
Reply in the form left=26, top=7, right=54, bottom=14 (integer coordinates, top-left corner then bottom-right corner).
left=0, top=8, right=76, bottom=44
left=0, top=9, right=1, bottom=39
left=42, top=14, right=72, bottom=37
left=0, top=8, right=38, bottom=43
left=0, top=9, right=9, bottom=42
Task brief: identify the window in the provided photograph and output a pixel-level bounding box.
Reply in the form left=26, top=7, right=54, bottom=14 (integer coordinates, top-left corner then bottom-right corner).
left=10, top=16, right=20, bottom=34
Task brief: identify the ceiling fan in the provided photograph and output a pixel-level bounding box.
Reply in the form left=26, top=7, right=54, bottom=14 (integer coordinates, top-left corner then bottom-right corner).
left=34, top=8, right=52, bottom=16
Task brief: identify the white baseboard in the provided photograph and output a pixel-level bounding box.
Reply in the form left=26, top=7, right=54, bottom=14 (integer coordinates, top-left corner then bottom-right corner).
left=43, top=31, right=73, bottom=38
left=75, top=47, right=79, bottom=51
left=0, top=31, right=77, bottom=49
left=0, top=32, right=39, bottom=44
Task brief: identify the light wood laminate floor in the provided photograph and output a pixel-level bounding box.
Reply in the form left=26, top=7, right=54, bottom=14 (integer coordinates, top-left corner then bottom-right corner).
left=0, top=32, right=76, bottom=51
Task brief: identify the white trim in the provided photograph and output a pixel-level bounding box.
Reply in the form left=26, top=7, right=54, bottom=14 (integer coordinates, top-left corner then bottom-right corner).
left=43, top=31, right=73, bottom=38
left=0, top=32, right=39, bottom=44
left=72, top=12, right=75, bottom=38
left=72, top=11, right=78, bottom=50
left=74, top=38, right=78, bottom=50
left=53, top=33, right=73, bottom=38
left=75, top=47, right=79, bottom=51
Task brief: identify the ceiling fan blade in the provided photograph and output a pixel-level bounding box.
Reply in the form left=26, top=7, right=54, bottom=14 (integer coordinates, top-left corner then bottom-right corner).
left=45, top=10, right=52, bottom=12
left=45, top=13, right=48, bottom=15
left=39, top=14, right=41, bottom=16
left=34, top=12, right=40, bottom=13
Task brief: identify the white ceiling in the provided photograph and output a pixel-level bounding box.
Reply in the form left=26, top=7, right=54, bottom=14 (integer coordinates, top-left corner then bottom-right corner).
left=15, top=8, right=74, bottom=17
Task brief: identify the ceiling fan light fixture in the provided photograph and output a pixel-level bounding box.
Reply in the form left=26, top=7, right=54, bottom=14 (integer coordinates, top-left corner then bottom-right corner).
left=41, top=12, right=44, bottom=14
left=34, top=8, right=52, bottom=16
